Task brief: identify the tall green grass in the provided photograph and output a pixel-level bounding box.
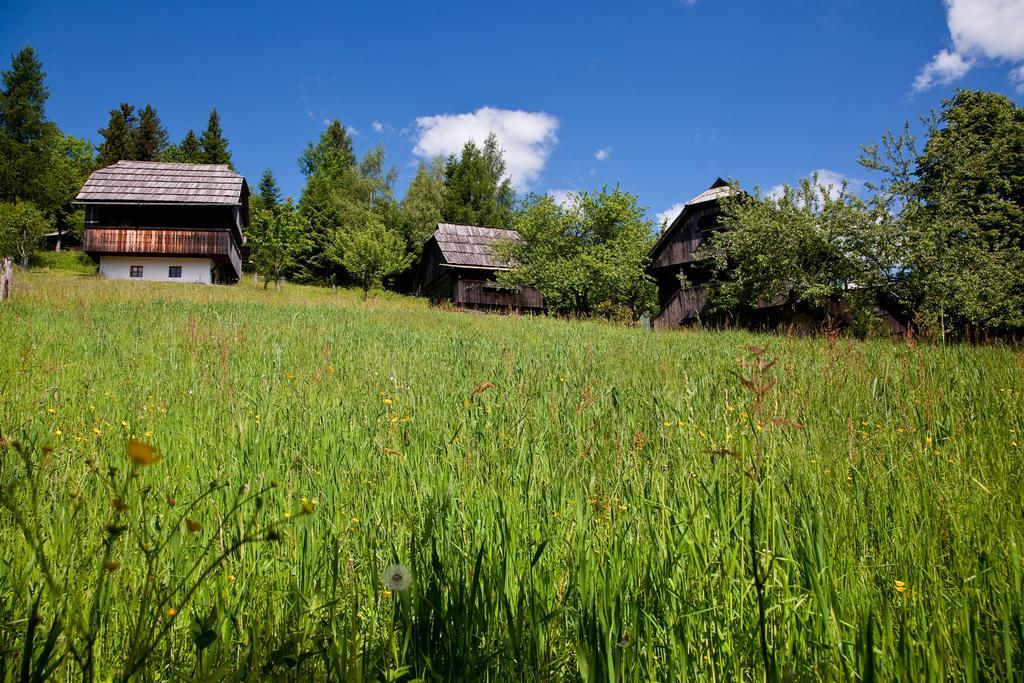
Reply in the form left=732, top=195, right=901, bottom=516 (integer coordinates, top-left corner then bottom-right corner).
left=1, top=271, right=1021, bottom=680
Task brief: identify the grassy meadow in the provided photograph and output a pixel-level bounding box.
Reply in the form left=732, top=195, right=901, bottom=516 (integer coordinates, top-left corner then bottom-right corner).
left=1, top=270, right=1022, bottom=681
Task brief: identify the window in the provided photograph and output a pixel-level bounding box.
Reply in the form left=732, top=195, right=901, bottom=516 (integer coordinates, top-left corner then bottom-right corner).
left=130, top=265, right=143, bottom=278
left=168, top=266, right=182, bottom=278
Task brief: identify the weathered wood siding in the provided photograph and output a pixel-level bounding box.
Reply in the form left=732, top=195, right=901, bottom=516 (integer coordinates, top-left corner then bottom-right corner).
left=455, top=275, right=544, bottom=310
left=653, top=287, right=709, bottom=328
left=84, top=228, right=241, bottom=280
left=650, top=206, right=720, bottom=270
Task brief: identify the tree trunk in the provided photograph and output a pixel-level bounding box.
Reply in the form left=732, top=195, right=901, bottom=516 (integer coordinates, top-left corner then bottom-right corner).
left=1, top=257, right=12, bottom=301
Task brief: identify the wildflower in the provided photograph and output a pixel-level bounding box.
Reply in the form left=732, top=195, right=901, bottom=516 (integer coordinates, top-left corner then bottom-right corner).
left=327, top=365, right=335, bottom=374
left=663, top=420, right=672, bottom=428
left=167, top=608, right=178, bottom=617
left=895, top=580, right=907, bottom=593
left=381, top=590, right=392, bottom=598
left=301, top=500, right=314, bottom=514
left=185, top=519, right=202, bottom=533
left=287, top=373, right=294, bottom=380
left=165, top=494, right=177, bottom=506
left=121, top=420, right=129, bottom=428
left=127, top=439, right=160, bottom=466
left=54, top=429, right=62, bottom=436
left=93, top=427, right=102, bottom=436
left=284, top=511, right=292, bottom=520
left=47, top=407, right=56, bottom=414
left=382, top=564, right=412, bottom=592
left=351, top=516, right=360, bottom=524
left=144, top=430, right=153, bottom=438
left=383, top=398, right=393, bottom=406
left=310, top=498, right=318, bottom=506
left=227, top=574, right=236, bottom=583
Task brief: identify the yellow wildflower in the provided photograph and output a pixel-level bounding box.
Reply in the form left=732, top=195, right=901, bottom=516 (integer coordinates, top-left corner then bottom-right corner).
left=227, top=575, right=236, bottom=583
left=54, top=429, right=62, bottom=436
left=352, top=516, right=360, bottom=524
left=92, top=427, right=102, bottom=436
left=895, top=580, right=907, bottom=593
left=167, top=608, right=178, bottom=617
left=47, top=407, right=56, bottom=414
left=128, top=439, right=160, bottom=466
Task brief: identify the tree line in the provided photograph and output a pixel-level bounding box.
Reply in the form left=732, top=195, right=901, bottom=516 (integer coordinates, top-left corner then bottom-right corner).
left=3, top=44, right=1023, bottom=339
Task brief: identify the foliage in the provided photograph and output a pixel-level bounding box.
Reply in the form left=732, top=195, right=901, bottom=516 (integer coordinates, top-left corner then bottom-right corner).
left=0, top=200, right=49, bottom=267
left=247, top=199, right=309, bottom=289
left=296, top=121, right=399, bottom=285
left=1, top=270, right=1022, bottom=679
left=96, top=103, right=137, bottom=167
left=162, top=129, right=204, bottom=164
left=257, top=167, right=282, bottom=210
left=332, top=213, right=411, bottom=299
left=860, top=90, right=1024, bottom=337
left=442, top=134, right=515, bottom=228
left=30, top=248, right=96, bottom=274
left=200, top=108, right=232, bottom=167
left=134, top=104, right=168, bottom=161
left=400, top=157, right=446, bottom=268
left=705, top=176, right=897, bottom=322
left=499, top=187, right=657, bottom=318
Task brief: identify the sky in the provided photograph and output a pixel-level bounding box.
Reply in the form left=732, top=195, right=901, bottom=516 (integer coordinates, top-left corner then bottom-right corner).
left=3, top=0, right=1024, bottom=227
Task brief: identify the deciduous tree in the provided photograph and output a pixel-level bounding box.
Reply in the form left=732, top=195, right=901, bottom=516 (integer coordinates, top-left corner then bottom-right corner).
left=332, top=213, right=411, bottom=300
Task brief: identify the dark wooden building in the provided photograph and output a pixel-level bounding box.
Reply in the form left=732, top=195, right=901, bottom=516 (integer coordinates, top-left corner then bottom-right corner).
left=76, top=161, right=248, bottom=283
left=648, top=178, right=908, bottom=335
left=648, top=178, right=736, bottom=328
left=420, top=223, right=544, bottom=312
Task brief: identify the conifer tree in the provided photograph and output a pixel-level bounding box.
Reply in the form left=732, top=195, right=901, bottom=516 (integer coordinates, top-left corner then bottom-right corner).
left=442, top=133, right=515, bottom=228
left=299, top=120, right=355, bottom=177
left=96, top=103, right=137, bottom=167
left=201, top=108, right=232, bottom=166
left=258, top=168, right=282, bottom=210
left=134, top=104, right=168, bottom=161
left=0, top=46, right=51, bottom=203
left=162, top=129, right=204, bottom=163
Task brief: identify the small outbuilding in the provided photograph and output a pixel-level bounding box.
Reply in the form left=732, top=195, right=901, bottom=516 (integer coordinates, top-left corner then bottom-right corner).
left=76, top=161, right=248, bottom=283
left=419, top=223, right=544, bottom=312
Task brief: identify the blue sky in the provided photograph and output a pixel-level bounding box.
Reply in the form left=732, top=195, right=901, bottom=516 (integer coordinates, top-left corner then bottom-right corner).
left=3, top=0, right=1024, bottom=225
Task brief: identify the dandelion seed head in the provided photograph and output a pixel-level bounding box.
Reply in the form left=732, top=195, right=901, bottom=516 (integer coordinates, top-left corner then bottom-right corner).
left=382, top=563, right=412, bottom=592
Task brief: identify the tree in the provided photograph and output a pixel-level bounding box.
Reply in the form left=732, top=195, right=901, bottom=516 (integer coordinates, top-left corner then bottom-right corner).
left=0, top=46, right=50, bottom=204
left=401, top=157, right=446, bottom=260
left=860, top=89, right=1024, bottom=337
left=703, top=176, right=897, bottom=327
left=134, top=104, right=168, bottom=161
left=299, top=120, right=355, bottom=178
left=257, top=168, right=282, bottom=210
left=296, top=122, right=399, bottom=285
left=332, top=213, right=411, bottom=299
left=499, top=186, right=657, bottom=319
left=201, top=108, right=231, bottom=166
left=96, top=103, right=137, bottom=167
left=163, top=129, right=203, bottom=163
left=247, top=199, right=308, bottom=289
left=0, top=201, right=48, bottom=268
left=442, top=134, right=515, bottom=228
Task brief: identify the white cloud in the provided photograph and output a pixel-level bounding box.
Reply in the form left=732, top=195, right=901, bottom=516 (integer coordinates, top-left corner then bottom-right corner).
left=1012, top=64, right=1024, bottom=91
left=766, top=169, right=862, bottom=201
left=412, top=106, right=559, bottom=190
left=372, top=121, right=384, bottom=133
left=594, top=146, right=612, bottom=161
left=913, top=49, right=975, bottom=91
left=548, top=189, right=577, bottom=208
left=914, top=0, right=1024, bottom=91
left=656, top=202, right=686, bottom=228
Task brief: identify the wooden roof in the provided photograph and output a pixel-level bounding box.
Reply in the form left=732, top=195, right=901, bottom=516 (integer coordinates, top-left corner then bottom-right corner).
left=76, top=161, right=246, bottom=205
left=430, top=223, right=522, bottom=270
left=648, top=178, right=739, bottom=259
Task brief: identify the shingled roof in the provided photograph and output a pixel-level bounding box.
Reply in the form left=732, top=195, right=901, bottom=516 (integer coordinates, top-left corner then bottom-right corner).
left=76, top=161, right=246, bottom=205
left=430, top=223, right=522, bottom=270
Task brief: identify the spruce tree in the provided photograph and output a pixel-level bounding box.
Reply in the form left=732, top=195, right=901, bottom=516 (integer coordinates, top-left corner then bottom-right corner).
left=442, top=133, right=515, bottom=228
left=96, top=103, right=137, bottom=167
left=299, top=120, right=355, bottom=178
left=0, top=46, right=48, bottom=145
left=0, top=45, right=51, bottom=204
left=134, top=104, right=168, bottom=161
left=258, top=168, right=282, bottom=210
left=201, top=108, right=232, bottom=166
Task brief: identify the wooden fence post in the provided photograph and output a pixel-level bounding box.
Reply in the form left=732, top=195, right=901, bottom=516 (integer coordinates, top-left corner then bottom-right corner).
left=1, top=256, right=12, bottom=302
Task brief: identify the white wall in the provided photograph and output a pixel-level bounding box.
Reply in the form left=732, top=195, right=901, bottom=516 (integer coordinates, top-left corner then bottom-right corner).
left=99, top=256, right=214, bottom=283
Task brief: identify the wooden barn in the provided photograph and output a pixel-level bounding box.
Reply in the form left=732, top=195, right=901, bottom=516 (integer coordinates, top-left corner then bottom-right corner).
left=648, top=178, right=908, bottom=335
left=648, top=178, right=736, bottom=328
left=419, top=223, right=544, bottom=312
left=76, top=161, right=248, bottom=284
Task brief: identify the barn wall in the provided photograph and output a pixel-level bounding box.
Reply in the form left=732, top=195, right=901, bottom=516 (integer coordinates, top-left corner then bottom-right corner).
left=99, top=256, right=214, bottom=283
left=453, top=270, right=544, bottom=310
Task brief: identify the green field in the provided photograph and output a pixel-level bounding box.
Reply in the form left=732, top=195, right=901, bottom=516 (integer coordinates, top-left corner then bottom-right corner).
left=1, top=271, right=1022, bottom=681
